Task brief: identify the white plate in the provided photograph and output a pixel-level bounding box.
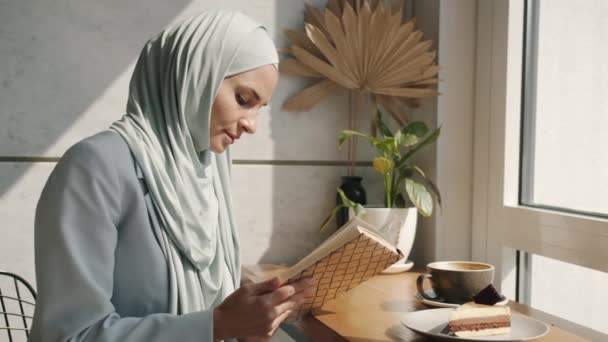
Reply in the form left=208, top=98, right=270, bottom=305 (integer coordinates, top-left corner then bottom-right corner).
left=381, top=260, right=414, bottom=274
left=415, top=291, right=509, bottom=308
left=401, top=308, right=550, bottom=341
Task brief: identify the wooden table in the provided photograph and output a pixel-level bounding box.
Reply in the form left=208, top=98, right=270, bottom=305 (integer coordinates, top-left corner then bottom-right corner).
left=287, top=270, right=592, bottom=341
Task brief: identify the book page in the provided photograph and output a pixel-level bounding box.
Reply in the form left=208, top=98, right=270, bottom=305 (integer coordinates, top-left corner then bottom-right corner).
left=241, top=264, right=288, bottom=284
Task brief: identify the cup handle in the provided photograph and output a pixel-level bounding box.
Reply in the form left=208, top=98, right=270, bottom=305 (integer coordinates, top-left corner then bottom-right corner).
left=416, top=273, right=440, bottom=300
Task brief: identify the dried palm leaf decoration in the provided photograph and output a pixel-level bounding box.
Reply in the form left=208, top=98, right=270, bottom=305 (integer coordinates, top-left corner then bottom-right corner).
left=280, top=0, right=440, bottom=175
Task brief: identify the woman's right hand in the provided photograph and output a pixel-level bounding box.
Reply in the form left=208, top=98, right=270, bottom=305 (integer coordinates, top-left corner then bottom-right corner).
left=213, top=276, right=315, bottom=341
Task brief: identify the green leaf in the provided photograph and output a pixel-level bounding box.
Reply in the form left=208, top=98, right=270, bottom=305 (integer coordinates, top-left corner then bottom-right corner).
left=405, top=179, right=433, bottom=217
left=424, top=176, right=442, bottom=208
left=376, top=109, right=393, bottom=137
left=319, top=205, right=346, bottom=232
left=393, top=131, right=402, bottom=151
left=396, top=132, right=419, bottom=147
left=337, top=188, right=357, bottom=208
left=409, top=165, right=426, bottom=178
left=407, top=165, right=442, bottom=208
left=397, top=126, right=441, bottom=168
left=320, top=187, right=369, bottom=233
left=354, top=203, right=366, bottom=217
left=338, top=130, right=378, bottom=149
left=401, top=121, right=429, bottom=137
left=376, top=138, right=399, bottom=156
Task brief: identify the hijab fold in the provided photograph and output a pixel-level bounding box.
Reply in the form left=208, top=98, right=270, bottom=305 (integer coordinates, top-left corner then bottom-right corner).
left=110, top=10, right=278, bottom=313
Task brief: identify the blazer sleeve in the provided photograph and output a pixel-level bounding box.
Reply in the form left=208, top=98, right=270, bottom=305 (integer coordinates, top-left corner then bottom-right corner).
left=30, top=140, right=215, bottom=342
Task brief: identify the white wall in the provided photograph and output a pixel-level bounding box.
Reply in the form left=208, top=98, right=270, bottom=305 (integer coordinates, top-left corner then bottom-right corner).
left=0, top=0, right=385, bottom=288
left=409, top=0, right=477, bottom=266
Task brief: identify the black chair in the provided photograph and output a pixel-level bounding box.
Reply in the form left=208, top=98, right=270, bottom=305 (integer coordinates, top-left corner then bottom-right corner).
left=0, top=271, right=36, bottom=342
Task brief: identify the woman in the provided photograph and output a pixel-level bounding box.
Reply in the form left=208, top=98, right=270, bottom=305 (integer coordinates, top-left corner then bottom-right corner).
left=30, top=10, right=314, bottom=342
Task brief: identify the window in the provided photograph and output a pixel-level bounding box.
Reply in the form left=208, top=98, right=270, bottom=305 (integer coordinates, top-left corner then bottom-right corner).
left=516, top=0, right=608, bottom=334
left=520, top=253, right=608, bottom=334
left=472, top=0, right=608, bottom=337
left=520, top=0, right=608, bottom=218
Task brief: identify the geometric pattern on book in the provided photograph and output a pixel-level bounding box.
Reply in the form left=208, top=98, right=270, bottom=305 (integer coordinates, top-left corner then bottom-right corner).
left=286, top=233, right=400, bottom=320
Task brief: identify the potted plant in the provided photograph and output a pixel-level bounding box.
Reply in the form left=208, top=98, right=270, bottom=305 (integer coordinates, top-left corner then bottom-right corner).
left=278, top=1, right=441, bottom=229
left=321, top=107, right=441, bottom=266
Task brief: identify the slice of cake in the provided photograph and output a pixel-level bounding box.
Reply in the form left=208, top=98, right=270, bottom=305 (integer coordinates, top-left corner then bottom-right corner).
left=448, top=284, right=511, bottom=337
left=448, top=301, right=511, bottom=337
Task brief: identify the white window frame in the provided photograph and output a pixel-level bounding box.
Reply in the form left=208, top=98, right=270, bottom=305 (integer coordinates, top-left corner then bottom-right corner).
left=472, top=0, right=608, bottom=299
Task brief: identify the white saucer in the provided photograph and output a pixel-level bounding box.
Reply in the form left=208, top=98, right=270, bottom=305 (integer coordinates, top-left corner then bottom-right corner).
left=401, top=308, right=550, bottom=341
left=381, top=260, right=414, bottom=274
left=415, top=290, right=509, bottom=308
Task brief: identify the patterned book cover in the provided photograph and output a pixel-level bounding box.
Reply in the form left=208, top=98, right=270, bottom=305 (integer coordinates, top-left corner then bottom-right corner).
left=242, top=218, right=402, bottom=321
left=284, top=232, right=401, bottom=320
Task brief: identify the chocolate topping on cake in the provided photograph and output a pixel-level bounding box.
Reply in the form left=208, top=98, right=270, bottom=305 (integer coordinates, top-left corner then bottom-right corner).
left=473, top=284, right=503, bottom=305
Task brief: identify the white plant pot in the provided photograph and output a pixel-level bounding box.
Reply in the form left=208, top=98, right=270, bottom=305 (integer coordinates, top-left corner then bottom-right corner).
left=348, top=207, right=418, bottom=262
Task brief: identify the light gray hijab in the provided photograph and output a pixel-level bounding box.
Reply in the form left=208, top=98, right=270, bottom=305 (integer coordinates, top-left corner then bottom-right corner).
left=110, top=10, right=278, bottom=314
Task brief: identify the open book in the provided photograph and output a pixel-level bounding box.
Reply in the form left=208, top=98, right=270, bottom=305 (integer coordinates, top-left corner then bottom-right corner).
left=243, top=217, right=403, bottom=319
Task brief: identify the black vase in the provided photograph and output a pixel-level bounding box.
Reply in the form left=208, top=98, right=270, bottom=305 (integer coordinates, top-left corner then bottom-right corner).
left=336, top=176, right=367, bottom=228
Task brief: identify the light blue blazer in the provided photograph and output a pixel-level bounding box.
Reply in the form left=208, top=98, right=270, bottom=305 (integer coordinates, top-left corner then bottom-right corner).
left=30, top=131, right=215, bottom=341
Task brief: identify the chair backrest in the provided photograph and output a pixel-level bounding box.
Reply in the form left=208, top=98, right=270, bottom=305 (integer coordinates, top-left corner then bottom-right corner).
left=0, top=271, right=36, bottom=342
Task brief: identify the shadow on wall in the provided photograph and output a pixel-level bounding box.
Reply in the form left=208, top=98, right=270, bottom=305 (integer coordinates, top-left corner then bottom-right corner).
left=0, top=0, right=193, bottom=196
left=258, top=0, right=387, bottom=265
left=258, top=0, right=342, bottom=265
left=0, top=0, right=196, bottom=283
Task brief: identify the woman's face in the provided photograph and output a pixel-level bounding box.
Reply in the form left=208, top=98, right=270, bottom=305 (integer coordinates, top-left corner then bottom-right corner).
left=209, top=64, right=278, bottom=153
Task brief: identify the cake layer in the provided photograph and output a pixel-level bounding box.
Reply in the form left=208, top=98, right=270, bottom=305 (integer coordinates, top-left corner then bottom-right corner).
left=449, top=321, right=510, bottom=332
left=449, top=315, right=511, bottom=326
left=454, top=327, right=511, bottom=337
left=450, top=302, right=510, bottom=320
left=448, top=301, right=512, bottom=337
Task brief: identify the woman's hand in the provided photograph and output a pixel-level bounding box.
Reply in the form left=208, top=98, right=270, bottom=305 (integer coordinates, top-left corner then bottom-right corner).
left=213, top=276, right=315, bottom=341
